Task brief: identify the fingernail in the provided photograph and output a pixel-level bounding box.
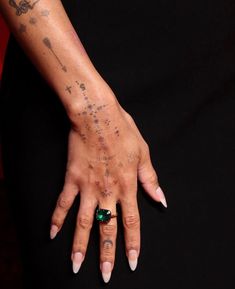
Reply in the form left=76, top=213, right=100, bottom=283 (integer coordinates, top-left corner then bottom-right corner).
left=50, top=224, right=59, bottom=239
left=72, top=252, right=83, bottom=274
left=101, top=261, right=112, bottom=283
left=128, top=250, right=138, bottom=271
left=156, top=187, right=167, bottom=208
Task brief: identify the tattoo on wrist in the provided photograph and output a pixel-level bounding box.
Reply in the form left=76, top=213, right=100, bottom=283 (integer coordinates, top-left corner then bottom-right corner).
left=9, top=0, right=40, bottom=16
left=42, top=37, right=67, bottom=72
left=65, top=86, right=72, bottom=94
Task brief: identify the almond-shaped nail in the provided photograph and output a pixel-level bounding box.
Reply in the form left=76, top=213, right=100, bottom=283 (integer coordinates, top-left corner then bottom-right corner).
left=72, top=252, right=83, bottom=274
left=156, top=187, right=167, bottom=208
left=50, top=224, right=59, bottom=239
left=128, top=250, right=138, bottom=271
left=101, top=261, right=112, bottom=283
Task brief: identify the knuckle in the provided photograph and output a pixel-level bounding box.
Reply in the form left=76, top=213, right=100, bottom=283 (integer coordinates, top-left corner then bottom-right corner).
left=102, top=224, right=117, bottom=236
left=102, top=249, right=113, bottom=259
left=66, top=166, right=82, bottom=183
left=72, top=241, right=86, bottom=255
left=57, top=193, right=71, bottom=211
left=51, top=215, right=62, bottom=228
left=142, top=142, right=150, bottom=156
left=126, top=235, right=140, bottom=251
left=124, top=215, right=140, bottom=230
left=121, top=174, right=136, bottom=189
left=144, top=142, right=150, bottom=152
left=100, top=238, right=115, bottom=262
left=121, top=177, right=129, bottom=190
left=101, top=256, right=114, bottom=264
left=149, top=171, right=158, bottom=185
left=77, top=215, right=93, bottom=230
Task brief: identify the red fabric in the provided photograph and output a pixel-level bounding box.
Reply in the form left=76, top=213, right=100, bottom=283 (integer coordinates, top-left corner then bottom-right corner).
left=0, top=14, right=9, bottom=179
left=0, top=15, right=9, bottom=78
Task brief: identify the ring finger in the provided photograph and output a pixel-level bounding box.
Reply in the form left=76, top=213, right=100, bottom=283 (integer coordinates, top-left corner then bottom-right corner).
left=98, top=201, right=118, bottom=283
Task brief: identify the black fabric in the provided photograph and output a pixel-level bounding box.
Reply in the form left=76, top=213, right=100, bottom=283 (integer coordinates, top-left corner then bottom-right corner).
left=0, top=0, right=235, bottom=288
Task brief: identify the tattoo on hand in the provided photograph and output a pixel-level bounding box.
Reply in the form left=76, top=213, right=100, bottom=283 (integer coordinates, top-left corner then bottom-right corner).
left=9, top=0, right=40, bottom=16
left=71, top=81, right=120, bottom=197
left=114, top=126, right=120, bottom=137
left=102, top=239, right=113, bottom=250
left=42, top=37, right=67, bottom=72
left=80, top=83, right=86, bottom=91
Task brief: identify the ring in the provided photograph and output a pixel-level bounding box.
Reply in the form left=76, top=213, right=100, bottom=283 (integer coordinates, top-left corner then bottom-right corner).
left=96, top=208, right=118, bottom=223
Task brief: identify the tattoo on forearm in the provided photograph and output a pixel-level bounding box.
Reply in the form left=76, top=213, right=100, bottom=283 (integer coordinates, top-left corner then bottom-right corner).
left=19, top=23, right=27, bottom=33
left=41, top=9, right=50, bottom=17
left=29, top=17, right=37, bottom=25
left=9, top=0, right=40, bottom=16
left=42, top=37, right=67, bottom=72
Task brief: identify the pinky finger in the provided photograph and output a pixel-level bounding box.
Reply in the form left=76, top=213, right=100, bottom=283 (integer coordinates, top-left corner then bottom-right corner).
left=138, top=152, right=167, bottom=208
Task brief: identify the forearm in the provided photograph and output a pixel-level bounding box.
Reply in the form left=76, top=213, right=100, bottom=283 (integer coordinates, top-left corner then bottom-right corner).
left=0, top=0, right=116, bottom=117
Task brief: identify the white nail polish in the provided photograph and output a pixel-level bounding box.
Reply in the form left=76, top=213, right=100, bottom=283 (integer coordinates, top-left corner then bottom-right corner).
left=72, top=252, right=83, bottom=274
left=50, top=224, right=59, bottom=239
left=156, top=187, right=167, bottom=208
left=101, top=262, right=112, bottom=283
left=128, top=250, right=138, bottom=271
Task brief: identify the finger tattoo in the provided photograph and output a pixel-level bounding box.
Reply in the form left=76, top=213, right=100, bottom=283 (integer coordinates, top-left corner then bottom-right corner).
left=103, top=239, right=113, bottom=250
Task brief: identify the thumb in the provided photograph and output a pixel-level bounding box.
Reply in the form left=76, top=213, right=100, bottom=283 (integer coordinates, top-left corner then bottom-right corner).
left=138, top=152, right=167, bottom=208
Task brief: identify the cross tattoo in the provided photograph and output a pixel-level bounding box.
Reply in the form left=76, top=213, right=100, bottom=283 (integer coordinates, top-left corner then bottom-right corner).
left=65, top=86, right=72, bottom=94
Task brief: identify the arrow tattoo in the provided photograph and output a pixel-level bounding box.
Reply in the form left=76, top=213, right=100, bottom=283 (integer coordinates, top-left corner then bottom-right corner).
left=43, top=37, right=67, bottom=72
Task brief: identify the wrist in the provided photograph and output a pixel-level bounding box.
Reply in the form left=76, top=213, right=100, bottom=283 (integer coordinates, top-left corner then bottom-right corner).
left=61, top=76, right=118, bottom=126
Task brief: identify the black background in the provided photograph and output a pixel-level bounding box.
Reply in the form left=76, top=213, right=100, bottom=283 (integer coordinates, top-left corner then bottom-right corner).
left=0, top=0, right=235, bottom=288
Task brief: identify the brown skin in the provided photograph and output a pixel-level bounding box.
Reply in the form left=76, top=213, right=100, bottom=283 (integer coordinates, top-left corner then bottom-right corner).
left=0, top=0, right=166, bottom=282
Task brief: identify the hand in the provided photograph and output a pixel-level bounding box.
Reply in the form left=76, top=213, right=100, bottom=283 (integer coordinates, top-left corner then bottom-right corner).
left=49, top=82, right=167, bottom=283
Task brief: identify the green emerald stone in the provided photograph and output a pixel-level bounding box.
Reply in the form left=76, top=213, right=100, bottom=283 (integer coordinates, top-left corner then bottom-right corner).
left=96, top=209, right=111, bottom=222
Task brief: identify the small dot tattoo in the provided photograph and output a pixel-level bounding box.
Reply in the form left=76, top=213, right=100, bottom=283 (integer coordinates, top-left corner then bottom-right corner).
left=41, top=10, right=50, bottom=17
left=88, top=164, right=94, bottom=170
left=80, top=83, right=86, bottom=91
left=29, top=17, right=37, bottom=25
left=19, top=23, right=27, bottom=33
